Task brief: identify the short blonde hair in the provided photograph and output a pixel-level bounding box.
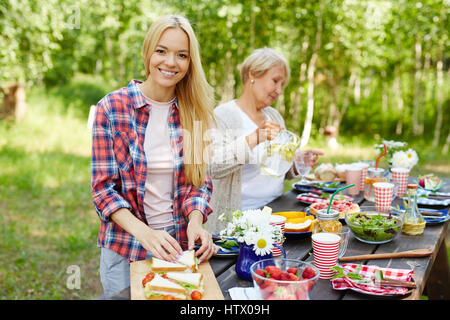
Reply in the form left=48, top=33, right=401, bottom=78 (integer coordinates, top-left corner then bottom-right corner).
left=240, top=47, right=290, bottom=86
left=142, top=15, right=215, bottom=187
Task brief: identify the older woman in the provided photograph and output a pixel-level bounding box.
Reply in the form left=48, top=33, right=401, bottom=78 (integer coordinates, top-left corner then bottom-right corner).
left=205, top=47, right=322, bottom=234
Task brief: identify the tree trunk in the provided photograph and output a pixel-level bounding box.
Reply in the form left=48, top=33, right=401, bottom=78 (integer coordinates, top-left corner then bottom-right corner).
left=412, top=37, right=422, bottom=136
left=393, top=67, right=403, bottom=135
left=300, top=2, right=323, bottom=148
left=291, top=39, right=309, bottom=133
left=443, top=132, right=450, bottom=155
left=432, top=40, right=444, bottom=148
left=1, top=83, right=26, bottom=122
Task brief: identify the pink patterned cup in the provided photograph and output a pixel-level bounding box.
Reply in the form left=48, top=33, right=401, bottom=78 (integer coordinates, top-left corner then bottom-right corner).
left=373, top=182, right=395, bottom=212
left=391, top=168, right=410, bottom=196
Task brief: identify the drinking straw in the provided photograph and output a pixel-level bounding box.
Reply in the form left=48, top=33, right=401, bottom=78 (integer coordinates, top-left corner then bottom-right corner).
left=327, top=184, right=355, bottom=214
left=375, top=144, right=387, bottom=169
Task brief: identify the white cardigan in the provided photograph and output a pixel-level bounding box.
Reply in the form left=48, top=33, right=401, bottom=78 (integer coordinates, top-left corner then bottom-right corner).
left=204, top=100, right=297, bottom=234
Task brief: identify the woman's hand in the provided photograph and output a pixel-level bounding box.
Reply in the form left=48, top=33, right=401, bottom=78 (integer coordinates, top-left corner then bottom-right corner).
left=187, top=210, right=220, bottom=262
left=137, top=226, right=184, bottom=262
left=110, top=208, right=183, bottom=262
left=246, top=120, right=284, bottom=149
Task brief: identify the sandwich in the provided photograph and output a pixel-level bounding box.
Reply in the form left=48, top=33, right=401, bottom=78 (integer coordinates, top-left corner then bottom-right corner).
left=176, top=250, right=199, bottom=272
left=164, top=272, right=204, bottom=296
left=150, top=257, right=188, bottom=272
left=144, top=274, right=188, bottom=300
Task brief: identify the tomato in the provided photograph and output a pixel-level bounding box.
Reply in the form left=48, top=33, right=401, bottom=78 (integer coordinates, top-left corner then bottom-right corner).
left=162, top=295, right=176, bottom=300
left=190, top=290, right=203, bottom=300
left=142, top=272, right=155, bottom=287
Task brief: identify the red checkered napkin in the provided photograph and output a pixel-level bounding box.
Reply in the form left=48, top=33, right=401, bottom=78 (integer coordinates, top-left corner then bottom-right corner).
left=331, top=264, right=414, bottom=296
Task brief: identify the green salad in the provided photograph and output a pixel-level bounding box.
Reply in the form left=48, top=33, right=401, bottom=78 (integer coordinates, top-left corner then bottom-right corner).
left=346, top=212, right=400, bottom=242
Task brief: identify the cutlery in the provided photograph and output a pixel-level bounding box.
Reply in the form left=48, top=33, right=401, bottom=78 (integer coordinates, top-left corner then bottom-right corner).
left=370, top=277, right=417, bottom=289
left=339, top=249, right=432, bottom=262
left=419, top=211, right=444, bottom=217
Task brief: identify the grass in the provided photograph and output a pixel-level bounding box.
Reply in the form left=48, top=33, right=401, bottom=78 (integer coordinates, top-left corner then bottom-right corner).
left=0, top=74, right=449, bottom=299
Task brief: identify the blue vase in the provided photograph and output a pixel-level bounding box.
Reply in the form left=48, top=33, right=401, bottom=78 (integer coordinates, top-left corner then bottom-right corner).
left=235, top=243, right=285, bottom=281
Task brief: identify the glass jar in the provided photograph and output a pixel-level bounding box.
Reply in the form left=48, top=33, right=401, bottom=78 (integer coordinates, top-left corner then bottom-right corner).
left=364, top=167, right=387, bottom=202
left=401, top=184, right=426, bottom=236
left=312, top=209, right=343, bottom=234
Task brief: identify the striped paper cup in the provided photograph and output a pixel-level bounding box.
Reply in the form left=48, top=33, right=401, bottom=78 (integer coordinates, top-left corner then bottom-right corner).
left=270, top=215, right=286, bottom=257
left=311, top=232, right=341, bottom=279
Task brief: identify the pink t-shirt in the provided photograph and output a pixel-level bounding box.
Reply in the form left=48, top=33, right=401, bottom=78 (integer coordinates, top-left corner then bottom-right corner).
left=142, top=95, right=176, bottom=229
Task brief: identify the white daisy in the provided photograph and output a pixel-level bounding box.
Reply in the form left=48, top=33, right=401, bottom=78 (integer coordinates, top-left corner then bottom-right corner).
left=252, top=232, right=273, bottom=256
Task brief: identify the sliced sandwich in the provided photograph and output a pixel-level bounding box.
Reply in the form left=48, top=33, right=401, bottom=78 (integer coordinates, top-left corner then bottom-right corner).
left=144, top=274, right=187, bottom=300
left=150, top=257, right=188, bottom=272
left=176, top=250, right=199, bottom=272
left=165, top=272, right=204, bottom=294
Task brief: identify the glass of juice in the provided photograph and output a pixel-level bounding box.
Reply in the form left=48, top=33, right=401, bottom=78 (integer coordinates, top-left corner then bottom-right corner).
left=364, top=167, right=387, bottom=202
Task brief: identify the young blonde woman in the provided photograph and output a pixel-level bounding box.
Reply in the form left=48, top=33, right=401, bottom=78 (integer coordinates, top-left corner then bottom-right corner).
left=205, top=47, right=323, bottom=234
left=91, top=14, right=218, bottom=298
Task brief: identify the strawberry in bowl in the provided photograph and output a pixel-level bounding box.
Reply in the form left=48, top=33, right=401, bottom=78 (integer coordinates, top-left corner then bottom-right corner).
left=250, top=259, right=320, bottom=300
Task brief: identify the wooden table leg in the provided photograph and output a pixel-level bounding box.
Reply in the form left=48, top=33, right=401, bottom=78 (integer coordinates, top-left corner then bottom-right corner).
left=424, top=238, right=450, bottom=299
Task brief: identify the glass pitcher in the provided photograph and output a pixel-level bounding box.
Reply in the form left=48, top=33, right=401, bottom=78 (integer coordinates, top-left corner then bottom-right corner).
left=259, top=130, right=300, bottom=177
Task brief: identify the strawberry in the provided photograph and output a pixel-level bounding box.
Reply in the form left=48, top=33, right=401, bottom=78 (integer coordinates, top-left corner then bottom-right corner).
left=280, top=272, right=292, bottom=281
left=253, top=269, right=266, bottom=285
left=296, top=285, right=308, bottom=300
left=260, top=280, right=278, bottom=292
left=287, top=267, right=298, bottom=276
left=265, top=265, right=282, bottom=280
left=301, top=266, right=317, bottom=279
left=288, top=273, right=300, bottom=281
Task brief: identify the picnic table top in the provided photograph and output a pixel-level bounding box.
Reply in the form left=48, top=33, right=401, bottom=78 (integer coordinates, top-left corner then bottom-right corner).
left=110, top=176, right=450, bottom=300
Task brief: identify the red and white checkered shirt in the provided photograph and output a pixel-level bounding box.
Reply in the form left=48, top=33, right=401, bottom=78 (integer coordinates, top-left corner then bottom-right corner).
left=91, top=80, right=213, bottom=262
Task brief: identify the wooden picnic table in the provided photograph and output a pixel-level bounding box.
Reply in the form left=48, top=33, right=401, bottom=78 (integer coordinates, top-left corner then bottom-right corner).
left=110, top=176, right=450, bottom=300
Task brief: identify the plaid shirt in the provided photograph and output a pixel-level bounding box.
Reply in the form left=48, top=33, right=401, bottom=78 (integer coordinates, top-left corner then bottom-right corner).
left=91, top=80, right=213, bottom=262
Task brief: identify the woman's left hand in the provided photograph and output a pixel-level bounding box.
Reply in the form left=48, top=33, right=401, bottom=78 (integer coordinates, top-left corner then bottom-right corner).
left=186, top=210, right=220, bottom=262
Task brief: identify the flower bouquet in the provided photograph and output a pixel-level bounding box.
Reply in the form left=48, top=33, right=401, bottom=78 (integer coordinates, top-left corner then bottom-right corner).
left=374, top=140, right=418, bottom=170
left=219, top=206, right=285, bottom=280
left=218, top=206, right=284, bottom=256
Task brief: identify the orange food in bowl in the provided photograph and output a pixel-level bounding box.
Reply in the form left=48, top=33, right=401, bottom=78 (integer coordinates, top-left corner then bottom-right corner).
left=273, top=211, right=306, bottom=219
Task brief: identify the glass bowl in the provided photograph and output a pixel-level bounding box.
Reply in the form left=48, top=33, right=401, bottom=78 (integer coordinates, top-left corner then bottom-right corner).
left=345, top=206, right=404, bottom=244
left=250, top=258, right=320, bottom=300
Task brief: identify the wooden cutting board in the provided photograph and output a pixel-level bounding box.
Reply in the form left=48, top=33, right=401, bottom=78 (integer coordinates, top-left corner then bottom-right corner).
left=130, top=259, right=224, bottom=300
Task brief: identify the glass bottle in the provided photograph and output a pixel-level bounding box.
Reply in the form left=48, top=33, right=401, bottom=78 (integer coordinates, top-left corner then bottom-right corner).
left=312, top=209, right=343, bottom=234
left=364, top=167, right=387, bottom=202
left=401, top=184, right=426, bottom=236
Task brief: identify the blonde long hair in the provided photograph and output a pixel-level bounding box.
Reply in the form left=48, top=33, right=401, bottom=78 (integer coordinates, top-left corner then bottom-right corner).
left=142, top=15, right=215, bottom=187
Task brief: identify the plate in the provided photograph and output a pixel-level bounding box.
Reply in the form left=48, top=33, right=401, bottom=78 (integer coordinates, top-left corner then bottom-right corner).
left=399, top=206, right=449, bottom=225
left=305, top=206, right=346, bottom=225
left=415, top=179, right=445, bottom=192
left=306, top=174, right=345, bottom=182
left=211, top=236, right=240, bottom=257
left=292, top=181, right=344, bottom=193
left=284, top=230, right=312, bottom=240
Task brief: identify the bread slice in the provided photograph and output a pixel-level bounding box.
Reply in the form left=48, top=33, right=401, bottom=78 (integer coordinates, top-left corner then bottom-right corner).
left=146, top=274, right=186, bottom=294
left=151, top=257, right=188, bottom=272
left=176, top=250, right=198, bottom=272
left=165, top=272, right=203, bottom=287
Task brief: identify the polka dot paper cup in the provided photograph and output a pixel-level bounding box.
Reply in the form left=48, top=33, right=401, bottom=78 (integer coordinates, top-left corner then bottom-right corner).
left=373, top=182, right=395, bottom=212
